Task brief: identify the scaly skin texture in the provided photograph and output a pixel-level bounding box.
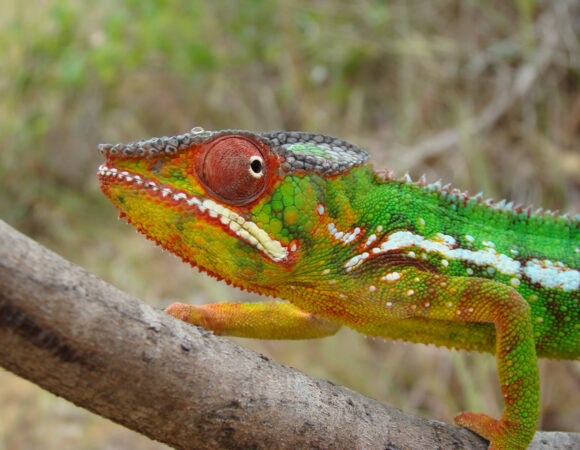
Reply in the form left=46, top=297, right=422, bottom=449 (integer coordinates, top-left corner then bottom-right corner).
left=98, top=128, right=579, bottom=449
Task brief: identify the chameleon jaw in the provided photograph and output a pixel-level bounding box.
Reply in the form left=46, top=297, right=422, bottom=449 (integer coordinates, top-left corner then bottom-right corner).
left=97, top=164, right=289, bottom=263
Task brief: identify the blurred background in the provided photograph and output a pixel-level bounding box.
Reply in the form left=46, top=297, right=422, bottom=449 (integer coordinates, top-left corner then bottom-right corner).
left=1, top=0, right=579, bottom=448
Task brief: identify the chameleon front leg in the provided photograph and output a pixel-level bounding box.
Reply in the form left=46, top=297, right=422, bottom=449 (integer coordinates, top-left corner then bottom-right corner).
left=383, top=270, right=539, bottom=449
left=165, top=301, right=342, bottom=339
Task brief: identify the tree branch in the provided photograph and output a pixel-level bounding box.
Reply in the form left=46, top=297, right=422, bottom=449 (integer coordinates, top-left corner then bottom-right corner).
left=0, top=219, right=577, bottom=449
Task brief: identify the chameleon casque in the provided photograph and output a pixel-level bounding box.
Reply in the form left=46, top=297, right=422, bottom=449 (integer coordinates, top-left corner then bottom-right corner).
left=98, top=127, right=579, bottom=449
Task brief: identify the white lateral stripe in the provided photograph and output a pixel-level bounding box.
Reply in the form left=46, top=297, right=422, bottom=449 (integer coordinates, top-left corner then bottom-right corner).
left=343, top=230, right=579, bottom=291
left=523, top=259, right=580, bottom=291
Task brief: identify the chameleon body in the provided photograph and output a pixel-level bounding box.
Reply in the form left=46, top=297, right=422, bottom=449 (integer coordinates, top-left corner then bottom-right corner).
left=98, top=128, right=579, bottom=449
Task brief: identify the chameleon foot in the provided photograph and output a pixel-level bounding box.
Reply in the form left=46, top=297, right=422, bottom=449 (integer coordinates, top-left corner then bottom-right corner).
left=455, top=411, right=530, bottom=450
left=165, top=302, right=201, bottom=324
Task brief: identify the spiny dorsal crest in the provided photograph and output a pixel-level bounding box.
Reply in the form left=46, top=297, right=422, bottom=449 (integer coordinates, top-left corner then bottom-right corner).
left=376, top=169, right=580, bottom=225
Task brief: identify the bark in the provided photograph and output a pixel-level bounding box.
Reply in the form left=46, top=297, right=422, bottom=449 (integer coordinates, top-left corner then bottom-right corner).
left=0, top=219, right=577, bottom=449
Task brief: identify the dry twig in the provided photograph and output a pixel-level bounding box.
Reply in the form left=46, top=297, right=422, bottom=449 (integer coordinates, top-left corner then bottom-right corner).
left=397, top=2, right=567, bottom=163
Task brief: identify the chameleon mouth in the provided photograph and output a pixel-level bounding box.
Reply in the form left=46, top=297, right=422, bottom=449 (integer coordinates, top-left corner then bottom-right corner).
left=97, top=164, right=289, bottom=262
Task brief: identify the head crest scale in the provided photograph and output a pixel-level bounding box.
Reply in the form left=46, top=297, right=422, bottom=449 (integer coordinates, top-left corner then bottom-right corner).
left=98, top=128, right=370, bottom=177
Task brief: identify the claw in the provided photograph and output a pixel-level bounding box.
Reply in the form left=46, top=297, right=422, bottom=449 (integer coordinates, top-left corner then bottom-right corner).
left=455, top=412, right=531, bottom=450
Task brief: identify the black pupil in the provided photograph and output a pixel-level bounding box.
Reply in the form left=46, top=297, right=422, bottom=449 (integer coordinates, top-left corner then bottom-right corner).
left=250, top=158, right=262, bottom=174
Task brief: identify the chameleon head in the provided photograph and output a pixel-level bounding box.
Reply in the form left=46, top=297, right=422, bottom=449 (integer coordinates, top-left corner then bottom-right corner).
left=98, top=127, right=369, bottom=293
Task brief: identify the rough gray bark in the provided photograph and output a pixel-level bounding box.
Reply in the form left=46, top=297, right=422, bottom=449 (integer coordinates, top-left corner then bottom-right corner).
left=0, top=219, right=577, bottom=449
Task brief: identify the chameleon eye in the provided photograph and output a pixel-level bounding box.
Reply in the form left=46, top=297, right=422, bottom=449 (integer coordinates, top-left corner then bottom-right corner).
left=200, top=136, right=268, bottom=205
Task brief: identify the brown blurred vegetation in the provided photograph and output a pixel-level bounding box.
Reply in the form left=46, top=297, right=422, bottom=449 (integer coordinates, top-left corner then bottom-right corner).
left=1, top=1, right=579, bottom=448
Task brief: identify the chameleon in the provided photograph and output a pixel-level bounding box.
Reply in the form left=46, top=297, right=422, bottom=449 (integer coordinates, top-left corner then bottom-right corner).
left=98, top=127, right=579, bottom=449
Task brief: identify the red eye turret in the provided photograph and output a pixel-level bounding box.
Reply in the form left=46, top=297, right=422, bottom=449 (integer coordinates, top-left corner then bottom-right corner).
left=198, top=136, right=271, bottom=205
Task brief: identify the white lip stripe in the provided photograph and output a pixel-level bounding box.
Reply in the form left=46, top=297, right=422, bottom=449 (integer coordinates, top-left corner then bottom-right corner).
left=343, top=229, right=579, bottom=291
left=99, top=164, right=288, bottom=262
